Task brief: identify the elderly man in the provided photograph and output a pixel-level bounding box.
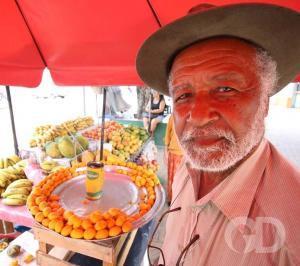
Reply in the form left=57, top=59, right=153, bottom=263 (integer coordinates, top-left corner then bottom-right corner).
left=137, top=3, right=300, bottom=266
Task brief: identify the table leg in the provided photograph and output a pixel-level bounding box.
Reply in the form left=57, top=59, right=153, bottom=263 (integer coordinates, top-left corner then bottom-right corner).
left=0, top=220, right=4, bottom=234
left=3, top=221, right=14, bottom=233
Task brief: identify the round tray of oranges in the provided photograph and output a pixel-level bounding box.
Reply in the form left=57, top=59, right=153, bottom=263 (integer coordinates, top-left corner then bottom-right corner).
left=26, top=161, right=165, bottom=241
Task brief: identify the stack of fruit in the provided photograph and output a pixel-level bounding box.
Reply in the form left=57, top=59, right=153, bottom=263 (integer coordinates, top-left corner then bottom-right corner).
left=29, top=116, right=94, bottom=148
left=28, top=161, right=160, bottom=240
left=40, top=160, right=66, bottom=174
left=45, top=135, right=89, bottom=159
left=0, top=155, right=21, bottom=169
left=0, top=158, right=28, bottom=195
left=109, top=126, right=149, bottom=161
left=82, top=121, right=123, bottom=141
left=1, top=179, right=33, bottom=206
left=60, top=116, right=94, bottom=133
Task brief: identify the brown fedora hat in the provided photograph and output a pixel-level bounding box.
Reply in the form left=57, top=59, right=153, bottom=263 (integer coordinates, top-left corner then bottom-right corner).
left=136, top=3, right=300, bottom=96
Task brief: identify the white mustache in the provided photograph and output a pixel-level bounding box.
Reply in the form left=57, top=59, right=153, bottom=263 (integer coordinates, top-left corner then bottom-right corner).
left=181, top=127, right=236, bottom=143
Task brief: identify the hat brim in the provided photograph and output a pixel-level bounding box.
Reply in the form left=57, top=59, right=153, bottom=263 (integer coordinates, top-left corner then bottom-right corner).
left=136, top=3, right=300, bottom=96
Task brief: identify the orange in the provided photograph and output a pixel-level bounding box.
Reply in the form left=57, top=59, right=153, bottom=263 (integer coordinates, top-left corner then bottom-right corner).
left=95, top=229, right=109, bottom=240
left=95, top=220, right=107, bottom=231
left=81, top=219, right=93, bottom=230
left=55, top=220, right=64, bottom=233
left=61, top=225, right=73, bottom=237
left=42, top=207, right=52, bottom=217
left=83, top=227, right=96, bottom=240
left=42, top=218, right=50, bottom=227
left=35, top=212, right=45, bottom=222
left=109, top=226, right=122, bottom=237
left=70, top=228, right=84, bottom=239
left=122, top=221, right=133, bottom=233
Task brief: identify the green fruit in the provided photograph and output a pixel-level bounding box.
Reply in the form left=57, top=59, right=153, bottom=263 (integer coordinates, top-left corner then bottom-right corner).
left=76, top=135, right=89, bottom=150
left=58, top=136, right=76, bottom=158
left=45, top=142, right=62, bottom=158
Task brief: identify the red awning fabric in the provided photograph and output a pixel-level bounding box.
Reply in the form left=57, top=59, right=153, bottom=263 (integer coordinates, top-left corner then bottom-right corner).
left=0, top=0, right=44, bottom=87
left=0, top=0, right=299, bottom=88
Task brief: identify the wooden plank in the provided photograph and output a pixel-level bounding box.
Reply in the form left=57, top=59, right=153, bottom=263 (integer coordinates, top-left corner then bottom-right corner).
left=114, top=234, right=128, bottom=258
left=39, top=241, right=51, bottom=253
left=49, top=246, right=74, bottom=261
left=37, top=250, right=74, bottom=266
left=117, top=230, right=138, bottom=266
left=33, top=226, right=113, bottom=263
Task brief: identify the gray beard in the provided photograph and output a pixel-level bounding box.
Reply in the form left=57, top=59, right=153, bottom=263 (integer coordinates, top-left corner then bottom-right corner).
left=179, top=98, right=267, bottom=172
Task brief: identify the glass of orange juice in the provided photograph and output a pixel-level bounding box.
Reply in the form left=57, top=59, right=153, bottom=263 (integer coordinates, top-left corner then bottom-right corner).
left=86, top=161, right=104, bottom=200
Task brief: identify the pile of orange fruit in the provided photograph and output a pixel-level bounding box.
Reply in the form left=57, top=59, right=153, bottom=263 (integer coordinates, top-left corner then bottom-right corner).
left=27, top=161, right=160, bottom=240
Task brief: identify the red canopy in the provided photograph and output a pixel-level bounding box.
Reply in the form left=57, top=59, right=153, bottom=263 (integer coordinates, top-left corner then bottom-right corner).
left=0, top=0, right=299, bottom=88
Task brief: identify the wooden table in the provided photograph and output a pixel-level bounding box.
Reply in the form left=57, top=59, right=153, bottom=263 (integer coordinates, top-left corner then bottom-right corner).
left=33, top=224, right=137, bottom=266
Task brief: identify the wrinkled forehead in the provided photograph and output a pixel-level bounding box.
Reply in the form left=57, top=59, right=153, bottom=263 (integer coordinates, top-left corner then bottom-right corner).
left=169, top=37, right=258, bottom=80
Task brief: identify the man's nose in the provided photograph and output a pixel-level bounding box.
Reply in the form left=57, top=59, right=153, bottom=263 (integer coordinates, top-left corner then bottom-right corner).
left=186, top=96, right=219, bottom=127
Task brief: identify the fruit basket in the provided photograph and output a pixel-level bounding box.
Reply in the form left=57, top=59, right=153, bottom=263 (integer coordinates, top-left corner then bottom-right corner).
left=27, top=161, right=165, bottom=241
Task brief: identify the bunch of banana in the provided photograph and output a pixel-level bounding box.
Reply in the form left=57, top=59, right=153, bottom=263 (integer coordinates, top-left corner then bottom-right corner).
left=1, top=179, right=33, bottom=206
left=0, top=155, right=21, bottom=169
left=40, top=160, right=58, bottom=172
left=0, top=160, right=27, bottom=188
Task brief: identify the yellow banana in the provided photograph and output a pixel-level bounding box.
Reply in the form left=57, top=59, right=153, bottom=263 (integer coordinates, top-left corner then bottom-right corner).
left=2, top=187, right=31, bottom=197
left=2, top=198, right=26, bottom=206
left=6, top=179, right=33, bottom=189
left=7, top=194, right=28, bottom=201
left=3, top=158, right=8, bottom=169
left=15, top=160, right=27, bottom=168
left=8, top=155, right=21, bottom=164
left=0, top=159, right=3, bottom=169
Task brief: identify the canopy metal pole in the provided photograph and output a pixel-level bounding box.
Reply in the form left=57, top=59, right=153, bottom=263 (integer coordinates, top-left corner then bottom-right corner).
left=99, top=88, right=107, bottom=161
left=5, top=86, right=19, bottom=155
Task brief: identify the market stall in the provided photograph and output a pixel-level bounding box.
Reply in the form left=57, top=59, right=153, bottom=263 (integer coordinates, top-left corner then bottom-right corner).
left=0, top=111, right=162, bottom=265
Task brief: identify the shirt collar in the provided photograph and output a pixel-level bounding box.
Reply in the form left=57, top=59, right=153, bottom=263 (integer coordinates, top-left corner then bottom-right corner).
left=185, top=139, right=270, bottom=227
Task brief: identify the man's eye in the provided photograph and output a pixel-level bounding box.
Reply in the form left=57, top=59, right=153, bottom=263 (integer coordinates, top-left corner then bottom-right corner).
left=217, top=87, right=235, bottom=92
left=175, top=93, right=192, bottom=103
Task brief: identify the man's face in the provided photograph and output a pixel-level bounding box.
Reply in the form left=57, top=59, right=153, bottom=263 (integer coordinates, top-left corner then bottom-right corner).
left=169, top=38, right=269, bottom=172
